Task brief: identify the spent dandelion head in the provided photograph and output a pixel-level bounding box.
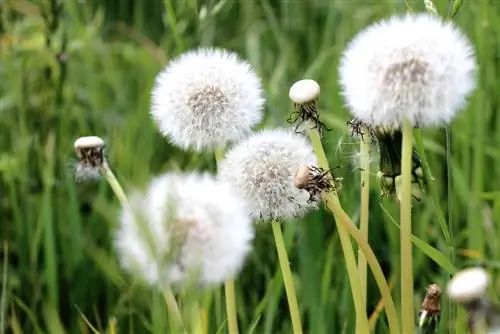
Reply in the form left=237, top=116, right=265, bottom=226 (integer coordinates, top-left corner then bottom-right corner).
left=338, top=13, right=476, bottom=200
left=115, top=172, right=254, bottom=289
left=287, top=79, right=330, bottom=136
left=218, top=128, right=321, bottom=221
left=150, top=47, right=265, bottom=151
left=73, top=136, right=106, bottom=182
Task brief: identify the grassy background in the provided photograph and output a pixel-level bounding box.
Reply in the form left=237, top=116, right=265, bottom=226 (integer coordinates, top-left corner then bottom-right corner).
left=1, top=0, right=500, bottom=333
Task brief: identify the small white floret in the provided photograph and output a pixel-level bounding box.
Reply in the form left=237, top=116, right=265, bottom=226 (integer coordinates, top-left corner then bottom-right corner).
left=151, top=47, right=265, bottom=151
left=289, top=79, right=320, bottom=104
left=218, top=128, right=317, bottom=220
left=339, top=13, right=477, bottom=129
left=115, top=172, right=254, bottom=289
left=447, top=267, right=489, bottom=304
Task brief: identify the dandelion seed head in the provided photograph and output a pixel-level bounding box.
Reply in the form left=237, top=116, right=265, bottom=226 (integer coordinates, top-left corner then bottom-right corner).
left=218, top=128, right=317, bottom=221
left=289, top=79, right=320, bottom=104
left=115, top=172, right=254, bottom=289
left=339, top=13, right=477, bottom=129
left=151, top=47, right=265, bottom=151
left=447, top=267, right=489, bottom=304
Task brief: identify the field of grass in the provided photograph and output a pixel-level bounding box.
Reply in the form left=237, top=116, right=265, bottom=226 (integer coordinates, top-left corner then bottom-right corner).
left=2, top=0, right=500, bottom=333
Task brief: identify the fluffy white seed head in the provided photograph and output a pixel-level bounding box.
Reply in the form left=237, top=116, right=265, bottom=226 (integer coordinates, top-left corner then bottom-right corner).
left=447, top=267, right=489, bottom=304
left=218, top=128, right=317, bottom=220
left=339, top=13, right=477, bottom=129
left=150, top=47, right=265, bottom=151
left=115, top=172, right=254, bottom=289
left=74, top=136, right=105, bottom=151
left=289, top=79, right=320, bottom=104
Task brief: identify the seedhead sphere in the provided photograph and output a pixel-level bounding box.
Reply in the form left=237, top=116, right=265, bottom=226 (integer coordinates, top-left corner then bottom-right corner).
left=339, top=13, right=476, bottom=129
left=150, top=47, right=264, bottom=151
left=218, top=128, right=318, bottom=220
left=115, top=172, right=254, bottom=289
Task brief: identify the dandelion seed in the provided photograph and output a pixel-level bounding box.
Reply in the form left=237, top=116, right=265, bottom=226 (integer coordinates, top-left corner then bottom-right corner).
left=115, top=172, right=254, bottom=289
left=150, top=47, right=264, bottom=151
left=218, top=128, right=318, bottom=221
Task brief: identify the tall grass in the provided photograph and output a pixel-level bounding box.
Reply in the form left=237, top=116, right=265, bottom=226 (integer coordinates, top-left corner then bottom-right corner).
left=1, top=0, right=500, bottom=333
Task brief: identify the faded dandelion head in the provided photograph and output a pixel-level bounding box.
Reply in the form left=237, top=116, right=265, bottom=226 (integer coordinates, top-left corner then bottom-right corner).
left=115, top=172, right=254, bottom=289
left=218, top=128, right=318, bottom=221
left=293, top=165, right=341, bottom=201
left=289, top=79, right=320, bottom=105
left=150, top=47, right=264, bottom=151
left=73, top=136, right=106, bottom=182
left=447, top=267, right=489, bottom=305
left=339, top=13, right=477, bottom=129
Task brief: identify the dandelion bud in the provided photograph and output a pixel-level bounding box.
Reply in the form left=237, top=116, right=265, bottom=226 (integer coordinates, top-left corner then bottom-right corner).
left=73, top=136, right=106, bottom=182
left=287, top=79, right=329, bottom=135
left=150, top=47, right=264, bottom=151
left=115, top=172, right=254, bottom=289
left=218, top=128, right=318, bottom=220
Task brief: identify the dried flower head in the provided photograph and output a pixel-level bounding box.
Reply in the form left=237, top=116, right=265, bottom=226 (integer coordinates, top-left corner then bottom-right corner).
left=218, top=128, right=318, bottom=220
left=115, top=172, right=254, bottom=289
left=339, top=13, right=476, bottom=129
left=73, top=136, right=106, bottom=182
left=293, top=165, right=342, bottom=202
left=418, top=284, right=441, bottom=331
left=150, top=47, right=264, bottom=151
left=287, top=79, right=329, bottom=135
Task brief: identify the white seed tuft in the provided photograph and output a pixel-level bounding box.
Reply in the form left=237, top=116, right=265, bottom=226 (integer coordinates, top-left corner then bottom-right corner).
left=74, top=136, right=105, bottom=150
left=150, top=47, right=265, bottom=151
left=115, top=172, right=254, bottom=289
left=218, top=128, right=317, bottom=221
left=339, top=13, right=477, bottom=129
left=289, top=79, right=320, bottom=104
left=447, top=267, right=489, bottom=304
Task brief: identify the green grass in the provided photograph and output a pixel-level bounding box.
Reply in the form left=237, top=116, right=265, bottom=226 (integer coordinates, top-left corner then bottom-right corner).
left=1, top=0, right=500, bottom=333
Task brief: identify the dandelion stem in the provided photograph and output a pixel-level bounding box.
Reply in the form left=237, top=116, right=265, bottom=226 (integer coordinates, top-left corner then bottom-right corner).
left=100, top=160, right=184, bottom=329
left=400, top=118, right=415, bottom=333
left=271, top=221, right=303, bottom=334
left=308, top=128, right=400, bottom=334
left=215, top=147, right=240, bottom=334
left=358, top=135, right=371, bottom=311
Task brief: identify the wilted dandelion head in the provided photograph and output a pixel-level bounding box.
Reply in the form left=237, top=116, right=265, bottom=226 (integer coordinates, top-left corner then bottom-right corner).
left=72, top=136, right=106, bottom=182
left=339, top=13, right=477, bottom=129
left=150, top=47, right=264, bottom=151
left=218, top=128, right=318, bottom=221
left=115, top=172, right=254, bottom=289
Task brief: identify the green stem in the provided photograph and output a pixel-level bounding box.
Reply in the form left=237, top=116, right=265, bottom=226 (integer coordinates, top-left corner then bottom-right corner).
left=100, top=161, right=184, bottom=329
left=271, top=221, right=303, bottom=334
left=224, top=280, right=239, bottom=334
left=358, top=137, right=370, bottom=309
left=400, top=119, right=415, bottom=333
left=308, top=128, right=400, bottom=334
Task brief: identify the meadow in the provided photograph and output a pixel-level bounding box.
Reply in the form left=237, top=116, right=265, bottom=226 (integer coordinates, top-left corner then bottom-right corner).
left=2, top=0, right=500, bottom=333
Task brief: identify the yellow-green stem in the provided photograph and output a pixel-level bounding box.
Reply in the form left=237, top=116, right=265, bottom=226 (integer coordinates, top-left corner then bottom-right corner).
left=271, top=221, right=303, bottom=334
left=308, top=129, right=400, bottom=334
left=215, top=147, right=240, bottom=334
left=224, top=280, right=239, bottom=334
left=358, top=138, right=370, bottom=309
left=400, top=119, right=415, bottom=333
left=101, top=161, right=184, bottom=330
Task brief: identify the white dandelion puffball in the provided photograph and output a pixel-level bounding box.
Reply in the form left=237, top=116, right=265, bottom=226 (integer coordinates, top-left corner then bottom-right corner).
left=339, top=13, right=477, bottom=129
left=447, top=267, right=489, bottom=304
left=151, top=47, right=265, bottom=151
left=218, top=128, right=317, bottom=220
left=115, top=172, right=254, bottom=288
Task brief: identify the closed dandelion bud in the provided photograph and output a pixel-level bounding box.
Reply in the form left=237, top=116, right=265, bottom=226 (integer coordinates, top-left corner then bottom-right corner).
left=73, top=136, right=106, bottom=182
left=218, top=128, right=320, bottom=220
left=151, top=47, right=264, bottom=151
left=115, top=172, right=254, bottom=289
left=339, top=13, right=477, bottom=200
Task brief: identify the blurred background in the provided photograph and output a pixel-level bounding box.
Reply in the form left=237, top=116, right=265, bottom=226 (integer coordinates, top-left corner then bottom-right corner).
left=1, top=0, right=500, bottom=333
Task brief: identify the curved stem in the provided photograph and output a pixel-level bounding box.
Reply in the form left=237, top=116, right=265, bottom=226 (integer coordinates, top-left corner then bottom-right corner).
left=358, top=137, right=371, bottom=309
left=308, top=128, right=400, bottom=334
left=271, top=221, right=303, bottom=334
left=400, top=119, right=415, bottom=333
